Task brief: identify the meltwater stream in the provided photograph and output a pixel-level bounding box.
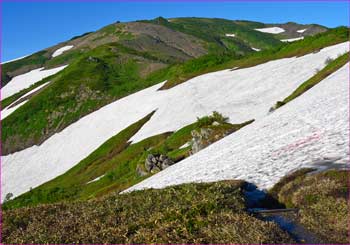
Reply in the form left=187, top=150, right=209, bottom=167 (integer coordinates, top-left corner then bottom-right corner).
left=243, top=183, right=324, bottom=244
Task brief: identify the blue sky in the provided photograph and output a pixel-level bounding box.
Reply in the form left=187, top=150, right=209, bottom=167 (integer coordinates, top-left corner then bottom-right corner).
left=2, top=1, right=349, bottom=62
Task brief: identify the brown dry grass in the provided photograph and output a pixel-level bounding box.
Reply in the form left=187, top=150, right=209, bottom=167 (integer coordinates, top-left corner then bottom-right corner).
left=3, top=180, right=294, bottom=244
left=270, top=169, right=350, bottom=244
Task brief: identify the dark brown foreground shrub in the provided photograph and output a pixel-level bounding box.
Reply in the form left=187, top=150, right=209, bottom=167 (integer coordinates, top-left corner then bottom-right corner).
left=3, top=180, right=293, bottom=244
left=270, top=168, right=350, bottom=244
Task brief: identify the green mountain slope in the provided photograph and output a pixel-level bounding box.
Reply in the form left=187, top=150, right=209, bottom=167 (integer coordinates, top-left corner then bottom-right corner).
left=3, top=17, right=276, bottom=87
left=160, top=26, right=348, bottom=89
left=141, top=17, right=283, bottom=51
left=1, top=17, right=328, bottom=88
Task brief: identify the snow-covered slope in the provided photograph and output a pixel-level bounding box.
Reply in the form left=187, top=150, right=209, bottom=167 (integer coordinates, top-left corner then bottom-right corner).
left=297, top=29, right=307, bottom=33
left=281, top=37, right=304, bottom=42
left=1, top=42, right=348, bottom=200
left=1, top=65, right=67, bottom=99
left=52, top=45, right=74, bottom=57
left=129, top=42, right=348, bottom=143
left=125, top=63, right=349, bottom=192
left=255, top=27, right=285, bottom=34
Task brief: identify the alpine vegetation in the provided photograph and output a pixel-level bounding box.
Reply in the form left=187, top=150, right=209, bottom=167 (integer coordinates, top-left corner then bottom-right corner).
left=2, top=14, right=349, bottom=244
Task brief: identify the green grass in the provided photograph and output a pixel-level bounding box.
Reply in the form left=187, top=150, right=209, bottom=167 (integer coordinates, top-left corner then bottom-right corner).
left=2, top=180, right=294, bottom=244
left=2, top=42, right=173, bottom=154
left=274, top=52, right=350, bottom=109
left=269, top=168, right=350, bottom=244
left=2, top=92, right=27, bottom=109
left=159, top=51, right=240, bottom=89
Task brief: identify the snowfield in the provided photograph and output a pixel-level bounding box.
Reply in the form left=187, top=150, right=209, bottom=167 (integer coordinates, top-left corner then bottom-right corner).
left=281, top=37, right=304, bottom=42
left=86, top=174, right=105, bottom=184
left=1, top=65, right=67, bottom=99
left=297, top=29, right=307, bottom=33
left=1, top=42, right=348, bottom=200
left=52, top=45, right=74, bottom=57
left=255, top=27, right=285, bottom=34
left=125, top=63, right=350, bottom=192
left=1, top=81, right=51, bottom=119
left=225, top=33, right=236, bottom=37
left=252, top=47, right=261, bottom=52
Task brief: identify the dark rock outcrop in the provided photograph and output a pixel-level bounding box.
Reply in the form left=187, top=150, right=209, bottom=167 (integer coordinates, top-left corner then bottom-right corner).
left=144, top=154, right=175, bottom=174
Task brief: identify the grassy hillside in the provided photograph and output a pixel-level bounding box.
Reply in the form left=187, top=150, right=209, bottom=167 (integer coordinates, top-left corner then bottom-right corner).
left=1, top=42, right=173, bottom=154
left=1, top=17, right=288, bottom=88
left=3, top=112, right=253, bottom=209
left=2, top=180, right=294, bottom=244
left=161, top=26, right=349, bottom=89
left=142, top=17, right=282, bottom=52
left=269, top=169, right=349, bottom=244
left=2, top=17, right=272, bottom=87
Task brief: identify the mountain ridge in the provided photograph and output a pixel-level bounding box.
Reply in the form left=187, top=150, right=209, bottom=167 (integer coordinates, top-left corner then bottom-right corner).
left=2, top=13, right=349, bottom=245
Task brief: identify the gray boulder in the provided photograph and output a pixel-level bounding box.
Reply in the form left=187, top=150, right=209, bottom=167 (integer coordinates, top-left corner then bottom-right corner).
left=145, top=154, right=155, bottom=171
left=144, top=153, right=174, bottom=173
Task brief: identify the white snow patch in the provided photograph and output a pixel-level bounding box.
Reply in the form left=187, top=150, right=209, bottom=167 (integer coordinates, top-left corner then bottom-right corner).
left=255, top=27, right=285, bottom=34
left=1, top=41, right=348, bottom=201
left=1, top=55, right=29, bottom=64
left=1, top=81, right=51, bottom=119
left=281, top=37, right=304, bottom=42
left=52, top=45, right=74, bottom=57
left=1, top=100, right=28, bottom=120
left=297, top=29, right=307, bottom=33
left=225, top=33, right=236, bottom=37
left=180, top=142, right=191, bottom=149
left=1, top=65, right=67, bottom=99
left=252, top=47, right=261, bottom=52
left=124, top=63, right=350, bottom=193
left=18, top=81, right=51, bottom=100
left=86, top=174, right=105, bottom=184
